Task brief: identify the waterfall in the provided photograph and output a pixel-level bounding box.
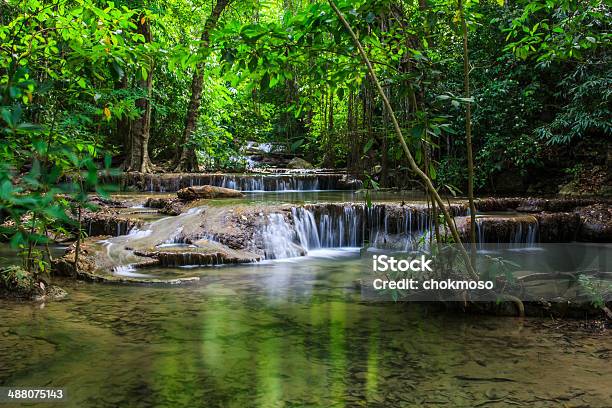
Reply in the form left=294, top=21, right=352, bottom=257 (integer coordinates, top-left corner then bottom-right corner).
left=291, top=206, right=366, bottom=249
left=261, top=204, right=434, bottom=259
left=526, top=222, right=538, bottom=245
left=475, top=215, right=539, bottom=246
left=121, top=172, right=361, bottom=192
left=262, top=214, right=305, bottom=259
left=262, top=204, right=545, bottom=260
left=291, top=207, right=321, bottom=250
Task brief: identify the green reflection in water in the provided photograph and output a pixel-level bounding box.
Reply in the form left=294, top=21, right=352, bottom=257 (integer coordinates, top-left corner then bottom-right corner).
left=0, top=249, right=610, bottom=407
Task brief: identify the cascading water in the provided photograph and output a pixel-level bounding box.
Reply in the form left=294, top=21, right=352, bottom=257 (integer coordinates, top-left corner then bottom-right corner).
left=191, top=174, right=325, bottom=191
left=118, top=172, right=360, bottom=192
left=261, top=213, right=305, bottom=259
left=261, top=205, right=546, bottom=260
left=475, top=215, right=539, bottom=248
left=262, top=204, right=434, bottom=260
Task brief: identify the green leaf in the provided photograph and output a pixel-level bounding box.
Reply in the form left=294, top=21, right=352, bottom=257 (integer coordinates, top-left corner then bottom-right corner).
left=429, top=163, right=437, bottom=180
left=363, top=139, right=374, bottom=154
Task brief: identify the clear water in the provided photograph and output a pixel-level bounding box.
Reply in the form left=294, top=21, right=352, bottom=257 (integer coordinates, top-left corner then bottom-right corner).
left=1, top=249, right=610, bottom=407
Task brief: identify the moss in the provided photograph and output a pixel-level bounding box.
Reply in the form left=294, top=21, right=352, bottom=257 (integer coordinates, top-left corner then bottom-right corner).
left=0, top=265, right=44, bottom=299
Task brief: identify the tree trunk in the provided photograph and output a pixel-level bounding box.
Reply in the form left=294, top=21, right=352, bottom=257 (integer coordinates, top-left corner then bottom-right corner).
left=175, top=0, right=230, bottom=172
left=123, top=14, right=154, bottom=173
left=381, top=88, right=390, bottom=187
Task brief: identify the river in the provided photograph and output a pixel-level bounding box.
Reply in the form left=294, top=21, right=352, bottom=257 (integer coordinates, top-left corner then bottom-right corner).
left=0, top=190, right=610, bottom=407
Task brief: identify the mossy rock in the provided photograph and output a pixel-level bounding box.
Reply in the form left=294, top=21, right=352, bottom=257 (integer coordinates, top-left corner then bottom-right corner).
left=0, top=266, right=45, bottom=299
left=0, top=266, right=67, bottom=301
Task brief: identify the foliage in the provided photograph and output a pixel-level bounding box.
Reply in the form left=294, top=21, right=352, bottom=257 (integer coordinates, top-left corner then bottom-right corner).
left=1, top=0, right=610, bottom=194
left=0, top=0, right=119, bottom=280
left=504, top=0, right=611, bottom=146
left=578, top=274, right=612, bottom=309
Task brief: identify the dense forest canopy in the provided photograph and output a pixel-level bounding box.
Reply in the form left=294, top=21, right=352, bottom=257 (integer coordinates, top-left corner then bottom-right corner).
left=1, top=0, right=610, bottom=191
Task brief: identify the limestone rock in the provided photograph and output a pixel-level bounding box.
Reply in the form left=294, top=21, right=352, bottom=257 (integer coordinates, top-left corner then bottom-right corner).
left=532, top=212, right=580, bottom=242
left=145, top=197, right=185, bottom=215
left=81, top=208, right=143, bottom=236
left=287, top=157, right=314, bottom=169
left=336, top=174, right=363, bottom=190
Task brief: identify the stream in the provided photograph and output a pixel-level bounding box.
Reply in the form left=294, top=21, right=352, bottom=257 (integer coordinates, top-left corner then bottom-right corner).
left=0, top=189, right=610, bottom=407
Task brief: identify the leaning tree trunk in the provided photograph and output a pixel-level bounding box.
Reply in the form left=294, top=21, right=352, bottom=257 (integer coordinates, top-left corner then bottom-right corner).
left=123, top=14, right=154, bottom=173
left=328, top=0, right=477, bottom=280
left=175, top=0, right=230, bottom=172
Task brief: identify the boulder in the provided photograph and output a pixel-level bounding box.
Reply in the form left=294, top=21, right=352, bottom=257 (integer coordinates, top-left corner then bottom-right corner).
left=145, top=197, right=185, bottom=215
left=177, top=185, right=244, bottom=201
left=287, top=157, right=314, bottom=169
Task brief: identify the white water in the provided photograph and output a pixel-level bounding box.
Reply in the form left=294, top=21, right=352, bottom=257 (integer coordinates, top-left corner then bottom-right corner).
left=135, top=173, right=359, bottom=192
left=262, top=205, right=431, bottom=260
left=262, top=214, right=305, bottom=259
left=199, top=175, right=321, bottom=192
left=263, top=205, right=543, bottom=261
left=113, top=264, right=152, bottom=278
left=475, top=215, right=539, bottom=249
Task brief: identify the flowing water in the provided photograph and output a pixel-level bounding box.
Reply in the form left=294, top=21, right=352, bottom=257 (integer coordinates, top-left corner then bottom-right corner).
left=119, top=172, right=362, bottom=192
left=1, top=191, right=610, bottom=407
left=1, top=251, right=611, bottom=407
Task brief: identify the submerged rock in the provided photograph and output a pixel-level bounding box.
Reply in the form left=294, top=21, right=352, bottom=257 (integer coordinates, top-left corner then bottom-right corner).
left=177, top=185, right=244, bottom=200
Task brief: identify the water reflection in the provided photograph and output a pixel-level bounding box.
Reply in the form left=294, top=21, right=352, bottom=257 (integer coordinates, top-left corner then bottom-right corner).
left=0, top=250, right=610, bottom=407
